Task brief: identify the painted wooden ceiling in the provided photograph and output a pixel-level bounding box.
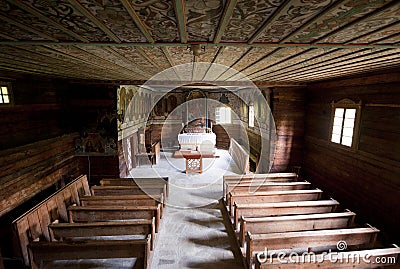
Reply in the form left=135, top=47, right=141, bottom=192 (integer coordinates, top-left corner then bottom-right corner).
left=0, top=0, right=399, bottom=84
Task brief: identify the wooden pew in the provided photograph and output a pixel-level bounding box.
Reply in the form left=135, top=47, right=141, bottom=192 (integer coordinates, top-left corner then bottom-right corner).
left=100, top=177, right=169, bottom=196
left=49, top=218, right=156, bottom=250
left=28, top=236, right=151, bottom=269
left=91, top=185, right=167, bottom=206
left=225, top=181, right=312, bottom=210
left=12, top=175, right=90, bottom=267
left=68, top=205, right=161, bottom=232
left=233, top=199, right=339, bottom=230
left=223, top=173, right=298, bottom=198
left=239, top=210, right=356, bottom=247
left=228, top=188, right=321, bottom=214
left=80, top=194, right=164, bottom=217
left=246, top=225, right=380, bottom=268
left=254, top=245, right=400, bottom=268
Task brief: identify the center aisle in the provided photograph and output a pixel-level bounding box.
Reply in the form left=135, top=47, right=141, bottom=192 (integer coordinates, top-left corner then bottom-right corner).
left=130, top=149, right=244, bottom=269
left=151, top=200, right=243, bottom=269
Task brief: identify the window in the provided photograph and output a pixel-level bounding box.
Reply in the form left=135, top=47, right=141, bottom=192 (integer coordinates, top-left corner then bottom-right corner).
left=215, top=106, right=231, bottom=124
left=0, top=83, right=11, bottom=105
left=248, top=104, right=254, bottom=127
left=330, top=99, right=361, bottom=148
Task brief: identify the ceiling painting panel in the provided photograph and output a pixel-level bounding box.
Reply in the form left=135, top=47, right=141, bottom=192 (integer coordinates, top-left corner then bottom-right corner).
left=185, top=0, right=226, bottom=41
left=289, top=0, right=395, bottom=43
left=320, top=4, right=400, bottom=43
left=255, top=0, right=336, bottom=43
left=19, top=0, right=112, bottom=41
left=76, top=0, right=147, bottom=42
left=221, top=0, right=284, bottom=42
left=0, top=1, right=78, bottom=41
left=130, top=0, right=179, bottom=42
left=0, top=19, right=46, bottom=40
left=355, top=23, right=400, bottom=43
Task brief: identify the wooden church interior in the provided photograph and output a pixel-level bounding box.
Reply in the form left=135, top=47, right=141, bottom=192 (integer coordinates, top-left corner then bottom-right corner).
left=0, top=0, right=399, bottom=268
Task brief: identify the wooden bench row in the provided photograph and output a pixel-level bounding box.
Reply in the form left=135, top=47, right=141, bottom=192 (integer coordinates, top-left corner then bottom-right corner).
left=223, top=173, right=400, bottom=269
left=16, top=175, right=168, bottom=269
left=12, top=175, right=90, bottom=266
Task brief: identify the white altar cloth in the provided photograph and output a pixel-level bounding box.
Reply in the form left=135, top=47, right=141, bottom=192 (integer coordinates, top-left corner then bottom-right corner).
left=178, top=133, right=216, bottom=150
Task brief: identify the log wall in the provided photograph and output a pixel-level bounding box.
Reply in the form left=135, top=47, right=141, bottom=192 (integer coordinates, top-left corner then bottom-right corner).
left=303, top=70, right=400, bottom=243
left=263, top=87, right=305, bottom=172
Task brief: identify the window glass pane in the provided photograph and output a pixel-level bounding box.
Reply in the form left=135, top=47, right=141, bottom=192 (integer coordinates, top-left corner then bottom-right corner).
left=334, top=108, right=344, bottom=118
left=332, top=125, right=342, bottom=135
left=345, top=108, right=356, bottom=119
left=249, top=105, right=254, bottom=127
left=343, top=117, right=355, bottom=128
left=0, top=96, right=3, bottom=103
left=333, top=116, right=343, bottom=127
left=1, top=87, right=8, bottom=94
left=342, top=127, right=354, bottom=137
left=3, top=95, right=9, bottom=103
left=341, top=136, right=353, bottom=147
left=331, top=134, right=341, bottom=143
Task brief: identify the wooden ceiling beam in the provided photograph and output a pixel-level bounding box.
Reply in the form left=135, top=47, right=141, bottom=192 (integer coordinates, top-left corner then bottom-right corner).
left=258, top=25, right=400, bottom=82
left=66, top=0, right=121, bottom=43
left=160, top=47, right=181, bottom=80
left=0, top=41, right=399, bottom=49
left=103, top=47, right=154, bottom=78
left=120, top=0, right=154, bottom=43
left=287, top=57, right=400, bottom=83
left=5, top=45, right=134, bottom=80
left=174, top=0, right=188, bottom=43
left=0, top=13, right=58, bottom=42
left=265, top=49, right=398, bottom=81
left=39, top=45, right=138, bottom=80
left=258, top=48, right=374, bottom=81
left=0, top=33, right=18, bottom=41
left=201, top=47, right=224, bottom=80
left=6, top=0, right=89, bottom=42
left=135, top=47, right=161, bottom=69
left=249, top=4, right=400, bottom=80
left=213, top=47, right=252, bottom=81
left=0, top=57, right=85, bottom=78
left=248, top=0, right=293, bottom=44
left=75, top=46, right=149, bottom=79
left=213, top=0, right=238, bottom=43
left=254, top=20, right=400, bottom=81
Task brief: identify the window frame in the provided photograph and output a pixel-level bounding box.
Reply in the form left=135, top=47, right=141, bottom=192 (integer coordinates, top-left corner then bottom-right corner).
left=215, top=105, right=232, bottom=125
left=248, top=103, right=254, bottom=128
left=0, top=82, right=13, bottom=106
left=329, top=99, right=362, bottom=150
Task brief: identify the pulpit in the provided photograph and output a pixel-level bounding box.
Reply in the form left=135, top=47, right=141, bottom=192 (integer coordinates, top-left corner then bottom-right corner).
left=181, top=151, right=203, bottom=173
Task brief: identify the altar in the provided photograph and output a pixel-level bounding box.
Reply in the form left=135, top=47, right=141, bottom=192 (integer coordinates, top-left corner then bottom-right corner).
left=178, top=133, right=216, bottom=152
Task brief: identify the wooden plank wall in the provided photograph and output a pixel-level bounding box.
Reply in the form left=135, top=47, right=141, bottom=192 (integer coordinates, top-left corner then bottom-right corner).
left=262, top=87, right=305, bottom=172
left=0, top=79, right=70, bottom=150
left=0, top=134, right=80, bottom=217
left=303, top=69, right=400, bottom=243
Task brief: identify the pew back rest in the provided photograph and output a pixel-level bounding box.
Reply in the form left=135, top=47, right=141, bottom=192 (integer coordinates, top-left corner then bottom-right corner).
left=12, top=175, right=90, bottom=266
